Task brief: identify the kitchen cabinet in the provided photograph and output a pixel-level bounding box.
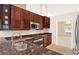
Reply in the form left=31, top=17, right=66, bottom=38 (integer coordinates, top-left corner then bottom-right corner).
left=30, top=12, right=43, bottom=29
left=30, top=33, right=52, bottom=47
left=43, top=34, right=52, bottom=47
left=43, top=16, right=50, bottom=28
left=0, top=4, right=30, bottom=30
left=0, top=4, right=50, bottom=30
left=29, top=12, right=34, bottom=22
left=11, top=5, right=30, bottom=30
left=33, top=14, right=43, bottom=29
left=39, top=15, right=43, bottom=29
left=10, top=5, right=22, bottom=30
left=23, top=10, right=30, bottom=30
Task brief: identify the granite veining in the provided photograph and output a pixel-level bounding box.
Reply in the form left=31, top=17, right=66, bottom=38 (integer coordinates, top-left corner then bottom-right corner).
left=0, top=40, right=62, bottom=55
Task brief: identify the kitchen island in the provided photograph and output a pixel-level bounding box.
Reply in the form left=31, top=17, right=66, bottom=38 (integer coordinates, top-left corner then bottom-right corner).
left=0, top=39, right=62, bottom=55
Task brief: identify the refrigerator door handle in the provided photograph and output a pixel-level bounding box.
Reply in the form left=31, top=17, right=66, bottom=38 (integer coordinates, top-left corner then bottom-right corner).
left=75, top=21, right=77, bottom=46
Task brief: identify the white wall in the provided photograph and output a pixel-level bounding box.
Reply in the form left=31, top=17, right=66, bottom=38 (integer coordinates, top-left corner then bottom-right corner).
left=26, top=4, right=41, bottom=15
left=26, top=4, right=48, bottom=16
left=54, top=11, right=79, bottom=49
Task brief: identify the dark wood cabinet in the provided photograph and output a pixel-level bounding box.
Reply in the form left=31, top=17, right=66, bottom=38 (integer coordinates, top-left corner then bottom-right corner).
left=47, top=34, right=52, bottom=45
left=43, top=16, right=50, bottom=28
left=43, top=34, right=52, bottom=47
left=29, top=12, right=34, bottom=22
left=39, top=15, right=43, bottom=29
left=30, top=12, right=43, bottom=29
left=0, top=4, right=50, bottom=30
left=34, top=14, right=43, bottom=29
left=11, top=5, right=30, bottom=30
left=30, top=33, right=52, bottom=47
left=23, top=10, right=30, bottom=30
left=10, top=5, right=22, bottom=30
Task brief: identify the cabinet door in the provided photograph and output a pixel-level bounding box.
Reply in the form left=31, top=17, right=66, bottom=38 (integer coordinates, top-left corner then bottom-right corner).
left=11, top=5, right=22, bottom=30
left=0, top=5, right=3, bottom=30
left=29, top=12, right=34, bottom=22
left=47, top=34, right=52, bottom=45
left=43, top=34, right=52, bottom=47
left=23, top=10, right=30, bottom=30
left=33, top=13, right=39, bottom=22
left=43, top=35, right=48, bottom=47
left=43, top=16, right=50, bottom=28
left=39, top=15, right=43, bottom=29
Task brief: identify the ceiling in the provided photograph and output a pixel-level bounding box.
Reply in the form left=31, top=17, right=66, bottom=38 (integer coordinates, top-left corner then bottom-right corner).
left=47, top=4, right=79, bottom=16
left=27, top=4, right=79, bottom=17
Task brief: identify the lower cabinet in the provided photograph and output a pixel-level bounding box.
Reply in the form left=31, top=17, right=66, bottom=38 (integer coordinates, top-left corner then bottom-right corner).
left=32, top=33, right=52, bottom=47
left=24, top=34, right=52, bottom=47
left=43, top=34, right=52, bottom=47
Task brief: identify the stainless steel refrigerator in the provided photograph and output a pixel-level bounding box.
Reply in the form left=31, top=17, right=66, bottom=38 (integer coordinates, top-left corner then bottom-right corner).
left=75, top=15, right=79, bottom=54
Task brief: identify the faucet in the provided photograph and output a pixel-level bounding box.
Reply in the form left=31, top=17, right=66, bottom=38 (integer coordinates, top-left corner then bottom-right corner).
left=11, top=32, right=22, bottom=47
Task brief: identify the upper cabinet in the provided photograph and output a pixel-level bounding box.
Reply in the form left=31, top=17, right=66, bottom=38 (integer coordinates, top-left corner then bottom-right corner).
left=11, top=5, right=30, bottom=30
left=0, top=4, right=50, bottom=30
left=11, top=5, right=22, bottom=30
left=43, top=16, right=50, bottom=28
left=30, top=13, right=43, bottom=29
left=22, top=10, right=30, bottom=30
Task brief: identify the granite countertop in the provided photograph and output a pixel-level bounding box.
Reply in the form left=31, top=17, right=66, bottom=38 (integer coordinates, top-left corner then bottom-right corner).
left=5, top=33, right=52, bottom=39
left=0, top=40, right=62, bottom=55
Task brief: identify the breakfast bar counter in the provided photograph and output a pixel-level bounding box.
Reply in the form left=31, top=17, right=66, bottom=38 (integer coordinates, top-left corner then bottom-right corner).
left=0, top=40, right=62, bottom=55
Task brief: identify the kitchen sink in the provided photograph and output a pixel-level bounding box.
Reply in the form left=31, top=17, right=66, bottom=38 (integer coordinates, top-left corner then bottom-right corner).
left=13, top=41, right=33, bottom=51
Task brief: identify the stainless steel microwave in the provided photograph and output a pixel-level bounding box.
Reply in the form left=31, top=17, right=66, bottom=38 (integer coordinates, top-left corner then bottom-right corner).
left=30, top=21, right=40, bottom=30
